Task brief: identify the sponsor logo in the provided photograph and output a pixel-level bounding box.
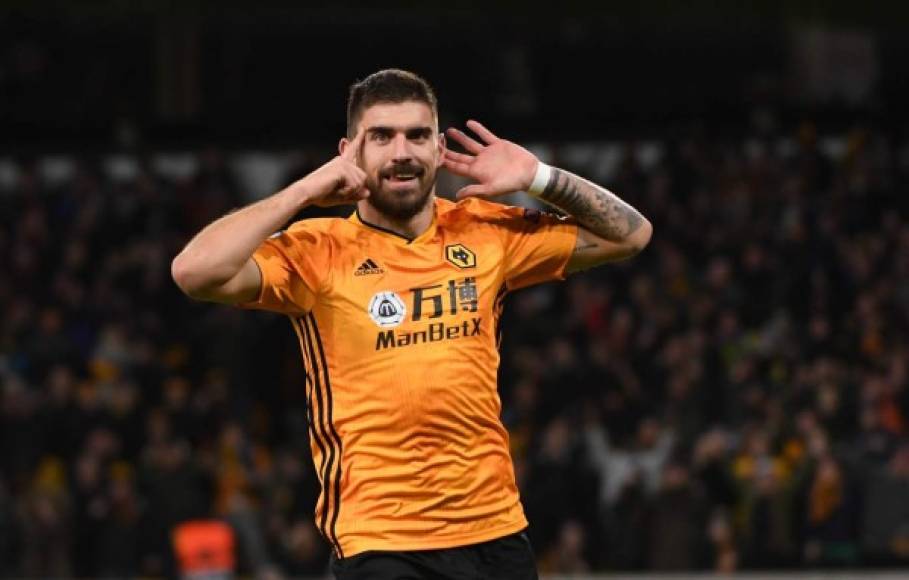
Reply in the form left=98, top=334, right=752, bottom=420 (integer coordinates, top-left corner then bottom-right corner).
left=367, top=291, right=406, bottom=328
left=354, top=258, right=385, bottom=276
left=376, top=318, right=482, bottom=350
left=445, top=244, right=476, bottom=269
left=411, top=277, right=478, bottom=320
left=369, top=276, right=482, bottom=349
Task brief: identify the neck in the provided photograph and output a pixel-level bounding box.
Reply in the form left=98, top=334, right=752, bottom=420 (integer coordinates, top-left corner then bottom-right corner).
left=357, top=194, right=436, bottom=240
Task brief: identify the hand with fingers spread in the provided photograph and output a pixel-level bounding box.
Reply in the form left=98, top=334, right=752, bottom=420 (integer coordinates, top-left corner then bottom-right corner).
left=296, top=129, right=371, bottom=207
left=443, top=120, right=541, bottom=199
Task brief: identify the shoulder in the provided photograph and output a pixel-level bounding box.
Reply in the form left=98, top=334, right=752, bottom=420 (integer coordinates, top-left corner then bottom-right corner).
left=283, top=216, right=355, bottom=241
left=438, top=197, right=564, bottom=233
left=438, top=197, right=533, bottom=225
left=266, top=217, right=356, bottom=262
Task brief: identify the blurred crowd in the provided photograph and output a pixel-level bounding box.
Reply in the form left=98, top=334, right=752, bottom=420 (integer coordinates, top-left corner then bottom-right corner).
left=0, top=125, right=907, bottom=577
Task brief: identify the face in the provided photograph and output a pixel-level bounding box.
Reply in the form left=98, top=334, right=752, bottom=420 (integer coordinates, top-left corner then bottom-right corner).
left=342, top=101, right=444, bottom=221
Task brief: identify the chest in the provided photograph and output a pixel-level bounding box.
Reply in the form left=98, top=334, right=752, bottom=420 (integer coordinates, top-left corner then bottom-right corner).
left=317, top=235, right=505, bottom=351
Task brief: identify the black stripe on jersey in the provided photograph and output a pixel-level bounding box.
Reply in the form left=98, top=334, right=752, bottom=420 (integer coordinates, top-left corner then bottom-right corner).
left=493, top=282, right=508, bottom=349
left=290, top=317, right=336, bottom=554
left=365, top=258, right=379, bottom=269
left=295, top=315, right=343, bottom=558
left=289, top=319, right=325, bottom=480
left=306, top=312, right=344, bottom=559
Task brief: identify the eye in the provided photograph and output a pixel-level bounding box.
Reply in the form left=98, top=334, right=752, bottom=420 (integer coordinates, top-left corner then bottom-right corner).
left=371, top=132, right=390, bottom=144
left=407, top=129, right=431, bottom=143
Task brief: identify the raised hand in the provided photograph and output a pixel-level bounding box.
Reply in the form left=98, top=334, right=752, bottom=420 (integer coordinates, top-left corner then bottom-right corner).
left=443, top=120, right=540, bottom=199
left=296, top=129, right=371, bottom=207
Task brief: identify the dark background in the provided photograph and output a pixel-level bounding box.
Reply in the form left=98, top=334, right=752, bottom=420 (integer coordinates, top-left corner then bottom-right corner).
left=2, top=0, right=906, bottom=150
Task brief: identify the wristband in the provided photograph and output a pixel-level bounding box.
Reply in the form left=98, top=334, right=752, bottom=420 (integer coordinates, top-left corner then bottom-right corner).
left=527, top=162, right=551, bottom=197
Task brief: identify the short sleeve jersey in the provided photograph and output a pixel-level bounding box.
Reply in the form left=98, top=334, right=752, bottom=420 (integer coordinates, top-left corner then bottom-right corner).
left=242, top=197, right=578, bottom=558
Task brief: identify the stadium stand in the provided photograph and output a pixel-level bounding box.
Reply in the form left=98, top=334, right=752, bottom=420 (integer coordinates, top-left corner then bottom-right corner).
left=1, top=125, right=906, bottom=576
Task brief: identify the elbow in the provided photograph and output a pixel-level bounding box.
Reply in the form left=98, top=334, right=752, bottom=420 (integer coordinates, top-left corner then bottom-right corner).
left=170, top=254, right=196, bottom=296
left=626, top=218, right=653, bottom=256
left=171, top=253, right=212, bottom=299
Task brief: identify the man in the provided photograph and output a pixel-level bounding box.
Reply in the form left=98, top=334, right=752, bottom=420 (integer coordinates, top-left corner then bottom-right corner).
left=172, top=69, right=652, bottom=579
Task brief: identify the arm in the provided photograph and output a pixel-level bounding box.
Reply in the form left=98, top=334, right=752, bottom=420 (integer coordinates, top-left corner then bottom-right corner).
left=171, top=130, right=369, bottom=303
left=171, top=190, right=301, bottom=304
left=534, top=165, right=652, bottom=272
left=443, top=120, right=652, bottom=272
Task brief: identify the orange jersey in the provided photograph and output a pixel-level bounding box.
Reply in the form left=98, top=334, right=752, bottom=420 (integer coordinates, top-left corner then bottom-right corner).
left=242, top=196, right=577, bottom=557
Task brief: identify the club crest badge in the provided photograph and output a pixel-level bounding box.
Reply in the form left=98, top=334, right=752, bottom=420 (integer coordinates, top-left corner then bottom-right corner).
left=445, top=244, right=476, bottom=269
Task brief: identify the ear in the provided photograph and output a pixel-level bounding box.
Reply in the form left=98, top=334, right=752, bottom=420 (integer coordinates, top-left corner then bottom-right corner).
left=338, top=137, right=349, bottom=156
left=436, top=133, right=447, bottom=169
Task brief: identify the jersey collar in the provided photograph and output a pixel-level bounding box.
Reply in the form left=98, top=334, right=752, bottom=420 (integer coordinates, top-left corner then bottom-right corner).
left=349, top=199, right=440, bottom=245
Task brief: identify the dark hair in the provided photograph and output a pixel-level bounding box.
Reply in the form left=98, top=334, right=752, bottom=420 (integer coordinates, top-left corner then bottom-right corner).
left=346, top=69, right=438, bottom=137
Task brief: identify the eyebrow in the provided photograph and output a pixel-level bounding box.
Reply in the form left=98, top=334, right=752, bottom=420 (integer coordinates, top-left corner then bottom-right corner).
left=366, top=125, right=433, bottom=137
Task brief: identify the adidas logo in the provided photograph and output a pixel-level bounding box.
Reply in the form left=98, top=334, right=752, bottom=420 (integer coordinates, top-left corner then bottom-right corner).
left=354, top=258, right=385, bottom=276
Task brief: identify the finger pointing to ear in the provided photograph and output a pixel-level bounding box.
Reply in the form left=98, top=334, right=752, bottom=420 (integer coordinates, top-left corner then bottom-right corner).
left=444, top=150, right=475, bottom=165
left=442, top=157, right=472, bottom=177
left=446, top=127, right=484, bottom=154
left=465, top=120, right=499, bottom=145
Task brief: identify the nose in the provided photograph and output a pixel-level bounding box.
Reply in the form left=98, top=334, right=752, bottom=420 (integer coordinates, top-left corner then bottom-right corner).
left=391, top=134, right=411, bottom=163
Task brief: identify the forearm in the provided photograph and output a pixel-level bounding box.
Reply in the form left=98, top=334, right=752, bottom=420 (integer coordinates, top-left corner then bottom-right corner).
left=534, top=165, right=648, bottom=243
left=172, top=184, right=310, bottom=294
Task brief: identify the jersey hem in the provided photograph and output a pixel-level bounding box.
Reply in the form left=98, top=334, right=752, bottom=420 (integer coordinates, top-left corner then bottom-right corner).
left=337, top=517, right=530, bottom=559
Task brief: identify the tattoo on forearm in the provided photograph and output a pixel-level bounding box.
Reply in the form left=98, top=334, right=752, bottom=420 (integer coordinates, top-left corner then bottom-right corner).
left=539, top=168, right=645, bottom=241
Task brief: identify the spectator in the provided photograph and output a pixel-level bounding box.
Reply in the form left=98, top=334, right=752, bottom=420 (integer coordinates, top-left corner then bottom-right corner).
left=802, top=454, right=860, bottom=566
left=539, top=519, right=591, bottom=574
left=646, top=460, right=710, bottom=570
left=585, top=416, right=674, bottom=507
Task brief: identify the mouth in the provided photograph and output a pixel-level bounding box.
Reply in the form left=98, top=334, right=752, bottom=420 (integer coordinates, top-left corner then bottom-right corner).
left=381, top=166, right=425, bottom=187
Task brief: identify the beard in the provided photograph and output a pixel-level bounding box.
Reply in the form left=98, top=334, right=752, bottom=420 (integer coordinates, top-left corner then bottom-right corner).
left=365, top=163, right=438, bottom=221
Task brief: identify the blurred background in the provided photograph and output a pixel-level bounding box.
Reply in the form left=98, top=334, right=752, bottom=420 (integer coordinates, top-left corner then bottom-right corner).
left=1, top=1, right=907, bottom=578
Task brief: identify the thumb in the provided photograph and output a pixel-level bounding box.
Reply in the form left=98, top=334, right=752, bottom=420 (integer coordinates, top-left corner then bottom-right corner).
left=456, top=184, right=493, bottom=200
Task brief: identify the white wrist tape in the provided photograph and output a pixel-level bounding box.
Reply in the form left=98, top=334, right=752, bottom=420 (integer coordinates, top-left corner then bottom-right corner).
left=527, top=162, right=552, bottom=197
